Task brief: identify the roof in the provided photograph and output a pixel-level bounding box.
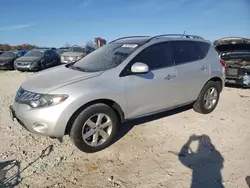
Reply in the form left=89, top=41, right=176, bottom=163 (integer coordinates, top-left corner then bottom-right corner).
left=110, top=34, right=205, bottom=44
left=112, top=36, right=151, bottom=44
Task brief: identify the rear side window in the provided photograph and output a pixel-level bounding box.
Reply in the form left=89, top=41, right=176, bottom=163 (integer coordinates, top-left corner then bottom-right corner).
left=170, top=41, right=200, bottom=65
left=195, top=41, right=210, bottom=58
left=170, top=41, right=211, bottom=65
left=132, top=42, right=171, bottom=70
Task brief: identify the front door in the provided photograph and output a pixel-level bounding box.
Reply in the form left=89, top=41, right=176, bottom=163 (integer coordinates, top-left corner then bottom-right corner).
left=124, top=42, right=178, bottom=119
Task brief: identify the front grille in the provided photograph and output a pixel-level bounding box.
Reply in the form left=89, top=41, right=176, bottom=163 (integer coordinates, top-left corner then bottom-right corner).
left=17, top=62, right=30, bottom=66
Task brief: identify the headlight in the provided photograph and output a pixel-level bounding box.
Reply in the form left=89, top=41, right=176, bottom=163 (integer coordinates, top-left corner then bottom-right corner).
left=76, top=56, right=82, bottom=60
left=61, top=56, right=64, bottom=61
left=16, top=89, right=68, bottom=108
left=29, top=94, right=68, bottom=108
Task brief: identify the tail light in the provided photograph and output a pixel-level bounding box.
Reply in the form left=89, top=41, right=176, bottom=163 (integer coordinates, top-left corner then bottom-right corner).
left=220, top=59, right=226, bottom=68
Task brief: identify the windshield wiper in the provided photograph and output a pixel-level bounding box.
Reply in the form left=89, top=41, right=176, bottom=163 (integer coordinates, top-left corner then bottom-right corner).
left=70, top=65, right=86, bottom=72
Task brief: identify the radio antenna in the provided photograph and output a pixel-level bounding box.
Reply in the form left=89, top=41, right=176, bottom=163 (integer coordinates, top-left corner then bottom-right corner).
left=182, top=30, right=186, bottom=38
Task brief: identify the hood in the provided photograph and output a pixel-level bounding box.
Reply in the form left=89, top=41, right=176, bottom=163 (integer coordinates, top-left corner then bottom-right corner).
left=0, top=57, right=14, bottom=62
left=16, top=56, right=42, bottom=62
left=214, top=37, right=250, bottom=53
left=61, top=52, right=85, bottom=57
left=21, top=65, right=103, bottom=93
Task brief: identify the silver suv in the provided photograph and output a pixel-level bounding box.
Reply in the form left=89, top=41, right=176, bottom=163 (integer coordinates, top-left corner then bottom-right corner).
left=10, top=34, right=225, bottom=153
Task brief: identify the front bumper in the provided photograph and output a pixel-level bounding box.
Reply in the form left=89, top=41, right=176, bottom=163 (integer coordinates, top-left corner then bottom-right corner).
left=0, top=63, right=13, bottom=70
left=10, top=101, right=68, bottom=137
left=15, top=63, right=39, bottom=71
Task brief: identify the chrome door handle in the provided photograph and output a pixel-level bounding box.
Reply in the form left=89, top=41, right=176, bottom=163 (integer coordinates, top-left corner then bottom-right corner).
left=165, top=74, right=176, bottom=80
left=201, top=65, right=208, bottom=71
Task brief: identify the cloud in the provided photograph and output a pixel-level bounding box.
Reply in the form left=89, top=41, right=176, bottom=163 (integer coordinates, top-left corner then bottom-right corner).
left=0, top=23, right=35, bottom=32
left=77, top=0, right=91, bottom=9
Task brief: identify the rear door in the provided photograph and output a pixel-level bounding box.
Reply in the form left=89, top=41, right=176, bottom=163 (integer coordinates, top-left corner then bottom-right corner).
left=124, top=42, right=179, bottom=118
left=169, top=40, right=211, bottom=105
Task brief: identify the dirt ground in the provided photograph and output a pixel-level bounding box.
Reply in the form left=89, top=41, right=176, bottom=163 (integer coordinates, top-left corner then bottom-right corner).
left=0, top=70, right=250, bottom=188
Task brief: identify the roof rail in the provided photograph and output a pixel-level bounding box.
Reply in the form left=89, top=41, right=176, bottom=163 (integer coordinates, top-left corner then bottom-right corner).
left=109, top=36, right=150, bottom=43
left=148, top=34, right=204, bottom=41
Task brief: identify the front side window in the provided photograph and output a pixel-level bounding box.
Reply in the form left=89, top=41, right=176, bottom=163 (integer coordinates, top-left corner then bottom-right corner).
left=170, top=41, right=200, bottom=65
left=71, top=43, right=140, bottom=72
left=17, top=51, right=26, bottom=57
left=131, top=42, right=171, bottom=70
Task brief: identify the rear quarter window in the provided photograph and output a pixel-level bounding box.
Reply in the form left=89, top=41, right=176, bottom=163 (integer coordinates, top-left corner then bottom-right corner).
left=195, top=41, right=210, bottom=59
left=170, top=41, right=201, bottom=65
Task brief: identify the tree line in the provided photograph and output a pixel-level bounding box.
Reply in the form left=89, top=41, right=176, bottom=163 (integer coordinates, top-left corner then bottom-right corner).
left=0, top=44, right=37, bottom=51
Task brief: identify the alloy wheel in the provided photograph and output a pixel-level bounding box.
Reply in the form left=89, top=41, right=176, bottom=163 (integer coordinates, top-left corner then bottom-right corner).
left=82, top=113, right=113, bottom=147
left=203, top=87, right=218, bottom=110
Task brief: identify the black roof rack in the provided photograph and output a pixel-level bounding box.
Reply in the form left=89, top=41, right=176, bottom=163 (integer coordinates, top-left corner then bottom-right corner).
left=109, top=36, right=150, bottom=43
left=148, top=34, right=204, bottom=41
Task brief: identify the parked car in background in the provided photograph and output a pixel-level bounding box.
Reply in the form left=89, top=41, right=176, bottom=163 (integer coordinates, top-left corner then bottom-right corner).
left=60, top=46, right=86, bottom=63
left=0, top=50, right=4, bottom=55
left=10, top=34, right=224, bottom=153
left=85, top=46, right=96, bottom=54
left=14, top=49, right=61, bottom=71
left=56, top=47, right=70, bottom=55
left=214, top=37, right=250, bottom=87
left=0, top=50, right=27, bottom=70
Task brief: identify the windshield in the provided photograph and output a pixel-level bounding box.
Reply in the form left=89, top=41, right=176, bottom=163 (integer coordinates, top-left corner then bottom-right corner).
left=68, top=47, right=85, bottom=53
left=0, top=51, right=17, bottom=57
left=24, top=50, right=44, bottom=57
left=71, top=43, right=139, bottom=72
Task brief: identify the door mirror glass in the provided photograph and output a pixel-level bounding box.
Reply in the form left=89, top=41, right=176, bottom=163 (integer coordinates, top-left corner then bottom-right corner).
left=131, top=62, right=149, bottom=74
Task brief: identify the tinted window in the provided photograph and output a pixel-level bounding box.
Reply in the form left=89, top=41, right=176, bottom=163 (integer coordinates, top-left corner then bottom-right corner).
left=170, top=41, right=200, bottom=65
left=132, top=42, right=171, bottom=70
left=18, top=51, right=27, bottom=57
left=25, top=50, right=44, bottom=57
left=195, top=41, right=210, bottom=58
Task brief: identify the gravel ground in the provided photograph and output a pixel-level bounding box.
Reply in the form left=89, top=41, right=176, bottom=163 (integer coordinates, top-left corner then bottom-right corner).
left=0, top=70, right=250, bottom=188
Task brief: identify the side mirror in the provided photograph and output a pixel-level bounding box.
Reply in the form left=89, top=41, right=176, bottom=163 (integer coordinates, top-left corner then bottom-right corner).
left=131, top=62, right=149, bottom=74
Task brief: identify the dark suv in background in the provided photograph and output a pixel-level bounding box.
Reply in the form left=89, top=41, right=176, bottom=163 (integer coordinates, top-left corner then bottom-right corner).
left=214, top=37, right=250, bottom=87
left=0, top=50, right=27, bottom=70
left=14, top=49, right=61, bottom=71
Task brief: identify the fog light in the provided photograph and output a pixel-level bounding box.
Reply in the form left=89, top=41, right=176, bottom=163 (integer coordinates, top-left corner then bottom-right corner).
left=33, top=123, right=48, bottom=134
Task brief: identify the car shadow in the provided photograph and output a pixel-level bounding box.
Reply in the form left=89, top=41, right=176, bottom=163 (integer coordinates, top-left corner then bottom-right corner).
left=170, top=134, right=224, bottom=188
left=0, top=160, right=21, bottom=188
left=246, top=176, right=250, bottom=188
left=113, top=104, right=193, bottom=144
left=0, top=145, right=53, bottom=188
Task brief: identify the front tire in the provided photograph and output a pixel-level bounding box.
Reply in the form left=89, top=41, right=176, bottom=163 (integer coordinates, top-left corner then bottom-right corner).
left=193, top=81, right=221, bottom=114
left=70, top=104, right=119, bottom=153
left=39, top=61, right=46, bottom=70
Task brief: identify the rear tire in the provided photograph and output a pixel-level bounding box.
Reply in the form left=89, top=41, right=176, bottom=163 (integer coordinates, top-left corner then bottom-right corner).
left=193, top=81, right=220, bottom=114
left=69, top=104, right=119, bottom=153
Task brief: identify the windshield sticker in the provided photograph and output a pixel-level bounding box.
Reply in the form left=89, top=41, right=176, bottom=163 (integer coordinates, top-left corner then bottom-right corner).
left=122, top=44, right=138, bottom=48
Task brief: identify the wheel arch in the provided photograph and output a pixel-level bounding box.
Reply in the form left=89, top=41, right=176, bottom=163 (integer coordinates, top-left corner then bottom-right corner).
left=207, top=76, right=223, bottom=92
left=64, top=99, right=125, bottom=135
